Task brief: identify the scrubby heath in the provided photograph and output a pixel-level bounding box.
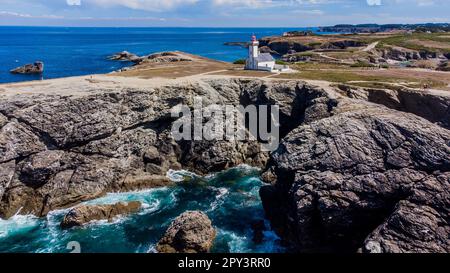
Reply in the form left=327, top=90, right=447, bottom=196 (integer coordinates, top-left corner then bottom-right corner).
left=0, top=50, right=449, bottom=253
left=256, top=31, right=450, bottom=91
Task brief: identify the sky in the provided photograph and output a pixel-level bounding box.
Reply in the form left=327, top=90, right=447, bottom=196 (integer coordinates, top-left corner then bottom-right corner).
left=0, top=0, right=448, bottom=27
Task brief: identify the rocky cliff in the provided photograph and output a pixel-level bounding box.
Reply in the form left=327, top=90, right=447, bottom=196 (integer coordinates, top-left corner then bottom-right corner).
left=259, top=86, right=450, bottom=253
left=0, top=77, right=448, bottom=253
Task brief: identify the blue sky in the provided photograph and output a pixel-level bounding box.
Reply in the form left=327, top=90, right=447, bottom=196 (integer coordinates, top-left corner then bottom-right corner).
left=0, top=0, right=448, bottom=27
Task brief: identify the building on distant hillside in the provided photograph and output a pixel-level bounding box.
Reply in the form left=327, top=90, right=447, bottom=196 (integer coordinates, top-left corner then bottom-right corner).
left=245, top=35, right=289, bottom=72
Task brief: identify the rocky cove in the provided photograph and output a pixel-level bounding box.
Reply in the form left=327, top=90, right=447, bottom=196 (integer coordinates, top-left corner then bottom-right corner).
left=0, top=75, right=449, bottom=253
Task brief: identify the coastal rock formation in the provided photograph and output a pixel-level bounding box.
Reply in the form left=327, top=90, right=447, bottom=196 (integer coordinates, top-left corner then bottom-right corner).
left=0, top=73, right=449, bottom=253
left=108, top=51, right=140, bottom=62
left=260, top=102, right=450, bottom=253
left=0, top=78, right=273, bottom=218
left=260, top=39, right=313, bottom=55
left=259, top=36, right=366, bottom=56
left=320, top=40, right=366, bottom=50
left=60, top=201, right=141, bottom=228
left=10, top=62, right=44, bottom=74
left=336, top=84, right=450, bottom=129
left=135, top=52, right=193, bottom=65
left=109, top=51, right=193, bottom=67
left=224, top=42, right=249, bottom=48
left=156, top=211, right=216, bottom=253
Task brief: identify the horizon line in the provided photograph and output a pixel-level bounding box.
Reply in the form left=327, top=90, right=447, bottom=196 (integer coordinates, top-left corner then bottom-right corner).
left=0, top=22, right=449, bottom=29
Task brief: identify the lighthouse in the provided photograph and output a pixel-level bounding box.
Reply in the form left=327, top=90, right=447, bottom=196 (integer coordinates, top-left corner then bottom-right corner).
left=250, top=34, right=259, bottom=59
left=245, top=34, right=275, bottom=72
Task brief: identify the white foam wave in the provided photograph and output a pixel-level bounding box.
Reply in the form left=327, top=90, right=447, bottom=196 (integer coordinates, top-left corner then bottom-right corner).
left=0, top=214, right=40, bottom=239
left=207, top=187, right=229, bottom=212
left=166, top=169, right=198, bottom=182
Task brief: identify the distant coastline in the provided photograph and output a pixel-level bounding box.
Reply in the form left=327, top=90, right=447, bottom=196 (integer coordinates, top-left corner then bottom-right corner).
left=0, top=26, right=338, bottom=84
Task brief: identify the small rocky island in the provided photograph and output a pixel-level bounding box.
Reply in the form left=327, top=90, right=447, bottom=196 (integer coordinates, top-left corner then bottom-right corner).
left=0, top=51, right=448, bottom=253
left=10, top=61, right=44, bottom=74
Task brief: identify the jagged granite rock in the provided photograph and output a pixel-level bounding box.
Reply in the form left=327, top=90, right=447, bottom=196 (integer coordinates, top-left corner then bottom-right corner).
left=1, top=76, right=449, bottom=253
left=0, top=79, right=274, bottom=218
left=156, top=211, right=216, bottom=253
left=108, top=51, right=140, bottom=62
left=336, top=84, right=450, bottom=129
left=10, top=62, right=44, bottom=74
left=260, top=104, right=450, bottom=253
left=135, top=52, right=193, bottom=65
left=60, top=201, right=141, bottom=228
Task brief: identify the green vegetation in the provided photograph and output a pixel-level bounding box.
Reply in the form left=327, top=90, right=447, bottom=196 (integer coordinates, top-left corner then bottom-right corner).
left=307, top=42, right=322, bottom=48
left=374, top=32, right=450, bottom=53
left=296, top=52, right=315, bottom=57
left=275, top=60, right=288, bottom=65
left=233, top=59, right=246, bottom=65
left=350, top=61, right=376, bottom=68
left=295, top=62, right=349, bottom=69
left=277, top=69, right=446, bottom=90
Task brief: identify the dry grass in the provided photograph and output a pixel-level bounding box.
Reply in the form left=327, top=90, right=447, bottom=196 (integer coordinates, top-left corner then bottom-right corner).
left=210, top=69, right=273, bottom=77
left=113, top=53, right=236, bottom=79
left=273, top=68, right=449, bottom=90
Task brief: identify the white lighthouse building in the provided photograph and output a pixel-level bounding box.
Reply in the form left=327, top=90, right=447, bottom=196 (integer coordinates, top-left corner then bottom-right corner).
left=245, top=35, right=289, bottom=72
left=245, top=35, right=275, bottom=72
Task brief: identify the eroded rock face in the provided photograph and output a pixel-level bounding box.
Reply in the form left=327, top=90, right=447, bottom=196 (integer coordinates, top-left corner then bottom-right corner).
left=108, top=51, right=140, bottom=62
left=3, top=79, right=320, bottom=218
left=156, top=211, right=216, bottom=253
left=337, top=84, right=450, bottom=129
left=10, top=62, right=44, bottom=74
left=1, top=76, right=449, bottom=253
left=260, top=104, right=450, bottom=253
left=135, top=52, right=193, bottom=65
left=60, top=201, right=141, bottom=229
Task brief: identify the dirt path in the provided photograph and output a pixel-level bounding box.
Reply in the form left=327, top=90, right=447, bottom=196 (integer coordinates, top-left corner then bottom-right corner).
left=363, top=41, right=379, bottom=52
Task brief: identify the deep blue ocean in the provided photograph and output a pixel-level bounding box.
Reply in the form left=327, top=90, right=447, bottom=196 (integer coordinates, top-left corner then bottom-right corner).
left=0, top=26, right=326, bottom=84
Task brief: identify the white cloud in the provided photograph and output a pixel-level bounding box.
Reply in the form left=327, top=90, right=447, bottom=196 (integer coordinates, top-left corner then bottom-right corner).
left=367, top=0, right=382, bottom=5
left=85, top=0, right=199, bottom=11
left=0, top=11, right=63, bottom=19
left=291, top=9, right=325, bottom=15
left=66, top=0, right=81, bottom=6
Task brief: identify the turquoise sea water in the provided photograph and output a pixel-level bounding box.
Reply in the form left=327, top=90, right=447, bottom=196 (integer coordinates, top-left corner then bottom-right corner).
left=0, top=26, right=334, bottom=84
left=0, top=166, right=285, bottom=253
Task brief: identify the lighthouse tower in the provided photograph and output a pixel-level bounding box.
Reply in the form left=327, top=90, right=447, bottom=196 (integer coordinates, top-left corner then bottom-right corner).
left=250, top=35, right=259, bottom=58
left=245, top=34, right=276, bottom=72
left=246, top=35, right=259, bottom=70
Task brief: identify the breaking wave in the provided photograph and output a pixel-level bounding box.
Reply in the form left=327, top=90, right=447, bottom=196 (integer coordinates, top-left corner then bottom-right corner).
left=0, top=165, right=284, bottom=253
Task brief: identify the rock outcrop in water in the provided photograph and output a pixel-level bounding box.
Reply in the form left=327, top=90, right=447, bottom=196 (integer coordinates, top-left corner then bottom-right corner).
left=108, top=51, right=140, bottom=62
left=156, top=211, right=216, bottom=253
left=10, top=62, right=44, bottom=74
left=109, top=51, right=193, bottom=66
left=61, top=201, right=141, bottom=228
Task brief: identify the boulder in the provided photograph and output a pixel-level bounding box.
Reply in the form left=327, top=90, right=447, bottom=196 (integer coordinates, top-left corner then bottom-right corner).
left=10, top=62, right=44, bottom=74
left=156, top=211, right=216, bottom=253
left=60, top=201, right=141, bottom=228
